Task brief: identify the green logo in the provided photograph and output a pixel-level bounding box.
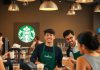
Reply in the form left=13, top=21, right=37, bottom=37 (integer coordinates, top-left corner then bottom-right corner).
left=18, top=25, right=35, bottom=43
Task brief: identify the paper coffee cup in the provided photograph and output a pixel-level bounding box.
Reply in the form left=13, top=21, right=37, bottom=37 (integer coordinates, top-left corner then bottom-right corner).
left=10, top=51, right=14, bottom=59
left=62, top=57, right=69, bottom=66
left=63, top=57, right=69, bottom=60
left=13, top=63, right=20, bottom=70
left=37, top=63, right=44, bottom=70
left=21, top=50, right=26, bottom=59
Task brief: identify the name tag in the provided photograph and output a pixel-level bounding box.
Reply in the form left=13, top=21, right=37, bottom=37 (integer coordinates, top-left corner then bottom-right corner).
left=44, top=55, right=52, bottom=59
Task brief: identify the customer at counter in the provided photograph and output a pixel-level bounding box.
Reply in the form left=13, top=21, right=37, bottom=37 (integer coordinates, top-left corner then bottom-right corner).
left=30, top=36, right=43, bottom=49
left=29, top=36, right=43, bottom=54
left=68, top=31, right=100, bottom=70
left=0, top=32, right=5, bottom=70
left=63, top=30, right=82, bottom=59
left=30, top=29, right=63, bottom=70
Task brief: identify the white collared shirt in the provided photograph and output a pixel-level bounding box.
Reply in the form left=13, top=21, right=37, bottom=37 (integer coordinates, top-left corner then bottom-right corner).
left=69, top=41, right=79, bottom=58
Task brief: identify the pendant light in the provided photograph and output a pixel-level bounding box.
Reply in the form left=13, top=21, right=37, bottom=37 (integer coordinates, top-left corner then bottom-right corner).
left=8, top=1, right=19, bottom=11
left=76, top=0, right=94, bottom=3
left=71, top=3, right=82, bottom=10
left=17, top=0, right=35, bottom=2
left=67, top=10, right=76, bottom=15
left=17, top=0, right=35, bottom=5
left=94, top=4, right=100, bottom=12
left=39, top=0, right=58, bottom=11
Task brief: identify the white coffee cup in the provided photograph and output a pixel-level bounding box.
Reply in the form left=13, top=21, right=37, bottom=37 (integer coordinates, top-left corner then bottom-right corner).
left=21, top=50, right=26, bottom=59
left=62, top=56, right=69, bottom=66
left=5, top=66, right=9, bottom=70
left=10, top=51, right=14, bottom=59
left=13, top=63, right=20, bottom=70
left=63, top=57, right=69, bottom=60
left=37, top=63, right=44, bottom=70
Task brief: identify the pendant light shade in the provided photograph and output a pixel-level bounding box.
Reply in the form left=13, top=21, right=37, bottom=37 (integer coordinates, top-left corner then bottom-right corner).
left=8, top=1, right=19, bottom=11
left=76, top=0, right=94, bottom=3
left=17, top=0, right=35, bottom=2
left=71, top=3, right=82, bottom=10
left=67, top=10, right=76, bottom=15
left=17, top=0, right=35, bottom=5
left=39, top=0, right=58, bottom=11
left=94, top=5, right=100, bottom=12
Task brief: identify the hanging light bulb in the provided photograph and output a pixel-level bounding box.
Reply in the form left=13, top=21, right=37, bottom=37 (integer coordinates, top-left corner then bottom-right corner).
left=94, top=5, right=100, bottom=12
left=8, top=1, right=19, bottom=11
left=71, top=3, right=82, bottom=10
left=39, top=0, right=58, bottom=11
left=67, top=10, right=76, bottom=15
left=76, top=0, right=94, bottom=3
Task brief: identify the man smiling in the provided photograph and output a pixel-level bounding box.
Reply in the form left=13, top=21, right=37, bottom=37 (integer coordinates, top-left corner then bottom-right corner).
left=30, top=29, right=63, bottom=70
left=63, top=30, right=82, bottom=59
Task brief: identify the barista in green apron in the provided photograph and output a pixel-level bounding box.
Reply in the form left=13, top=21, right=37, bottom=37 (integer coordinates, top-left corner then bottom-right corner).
left=63, top=30, right=82, bottom=59
left=39, top=45, right=56, bottom=70
left=30, top=29, right=63, bottom=70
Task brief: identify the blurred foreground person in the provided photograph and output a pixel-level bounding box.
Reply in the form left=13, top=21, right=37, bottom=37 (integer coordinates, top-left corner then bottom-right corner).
left=68, top=31, right=100, bottom=70
left=0, top=32, right=5, bottom=70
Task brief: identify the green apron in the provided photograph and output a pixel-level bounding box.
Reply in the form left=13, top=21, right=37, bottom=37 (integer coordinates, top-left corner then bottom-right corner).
left=69, top=45, right=83, bottom=60
left=39, top=45, right=56, bottom=70
left=73, top=51, right=83, bottom=59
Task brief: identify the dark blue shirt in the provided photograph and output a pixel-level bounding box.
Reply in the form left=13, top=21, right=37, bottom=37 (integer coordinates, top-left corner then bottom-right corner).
left=30, top=43, right=63, bottom=67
